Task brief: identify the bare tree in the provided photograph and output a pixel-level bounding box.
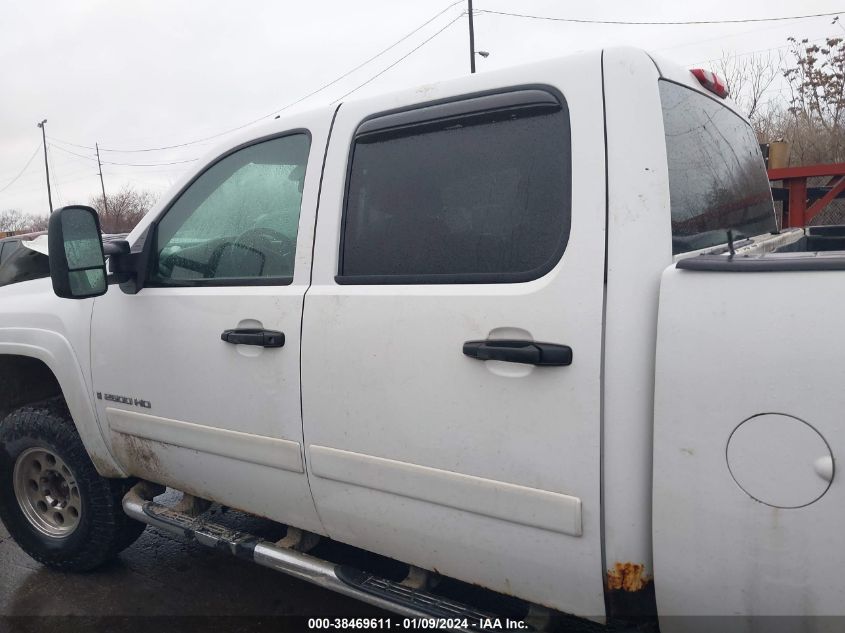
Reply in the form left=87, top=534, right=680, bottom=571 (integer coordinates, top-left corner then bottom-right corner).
left=89, top=185, right=157, bottom=233
left=780, top=36, right=845, bottom=164
left=727, top=36, right=845, bottom=166
left=24, top=214, right=49, bottom=232
left=785, top=37, right=845, bottom=129
left=0, top=209, right=34, bottom=233
left=717, top=50, right=785, bottom=136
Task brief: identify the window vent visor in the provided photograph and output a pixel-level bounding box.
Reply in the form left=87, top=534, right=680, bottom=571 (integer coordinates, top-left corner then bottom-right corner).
left=356, top=89, right=561, bottom=140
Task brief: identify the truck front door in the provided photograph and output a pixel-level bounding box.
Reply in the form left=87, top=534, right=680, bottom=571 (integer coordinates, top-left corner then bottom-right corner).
left=91, top=115, right=333, bottom=535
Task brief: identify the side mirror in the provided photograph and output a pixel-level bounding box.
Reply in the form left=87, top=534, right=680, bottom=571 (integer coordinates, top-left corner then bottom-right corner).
left=48, top=205, right=107, bottom=299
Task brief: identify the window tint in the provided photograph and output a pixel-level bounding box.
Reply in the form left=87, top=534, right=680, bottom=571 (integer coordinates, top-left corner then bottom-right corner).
left=339, top=96, right=571, bottom=283
left=0, top=244, right=50, bottom=287
left=0, top=241, right=17, bottom=265
left=659, top=81, right=776, bottom=255
left=151, top=133, right=310, bottom=285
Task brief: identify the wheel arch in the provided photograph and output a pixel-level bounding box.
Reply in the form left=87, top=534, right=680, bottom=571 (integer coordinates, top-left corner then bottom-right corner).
left=0, top=329, right=126, bottom=478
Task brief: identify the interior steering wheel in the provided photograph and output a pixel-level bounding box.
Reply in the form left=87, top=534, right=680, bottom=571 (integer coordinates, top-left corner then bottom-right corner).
left=225, top=227, right=296, bottom=277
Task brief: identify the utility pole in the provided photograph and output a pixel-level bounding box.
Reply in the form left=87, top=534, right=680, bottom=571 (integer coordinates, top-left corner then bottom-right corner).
left=95, top=142, right=108, bottom=214
left=468, top=0, right=476, bottom=74
left=36, top=119, right=53, bottom=213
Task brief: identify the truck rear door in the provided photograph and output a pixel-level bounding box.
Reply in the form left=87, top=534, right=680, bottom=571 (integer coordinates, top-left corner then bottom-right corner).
left=302, top=53, right=607, bottom=617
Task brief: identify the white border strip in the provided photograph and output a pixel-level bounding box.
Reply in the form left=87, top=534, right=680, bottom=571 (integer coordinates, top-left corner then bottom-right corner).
left=310, top=445, right=582, bottom=536
left=107, top=407, right=304, bottom=473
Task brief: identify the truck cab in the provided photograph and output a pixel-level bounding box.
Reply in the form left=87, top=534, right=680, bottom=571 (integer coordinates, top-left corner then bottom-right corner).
left=4, top=47, right=834, bottom=631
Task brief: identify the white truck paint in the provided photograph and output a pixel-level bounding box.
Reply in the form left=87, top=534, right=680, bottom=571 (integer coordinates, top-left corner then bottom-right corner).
left=654, top=268, right=845, bottom=619
left=0, top=46, right=836, bottom=630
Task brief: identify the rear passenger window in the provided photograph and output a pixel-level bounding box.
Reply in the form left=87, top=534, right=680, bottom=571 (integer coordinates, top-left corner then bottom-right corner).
left=338, top=90, right=571, bottom=283
left=659, top=80, right=776, bottom=254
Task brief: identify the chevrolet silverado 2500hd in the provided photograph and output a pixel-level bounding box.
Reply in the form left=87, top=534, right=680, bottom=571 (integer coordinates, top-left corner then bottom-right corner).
left=0, top=47, right=840, bottom=631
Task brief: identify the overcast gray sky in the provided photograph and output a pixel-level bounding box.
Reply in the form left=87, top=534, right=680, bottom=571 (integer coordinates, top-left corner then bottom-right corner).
left=1, top=0, right=841, bottom=219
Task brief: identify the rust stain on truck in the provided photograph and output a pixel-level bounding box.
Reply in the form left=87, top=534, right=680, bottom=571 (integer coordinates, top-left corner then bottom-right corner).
left=605, top=562, right=657, bottom=620
left=111, top=432, right=164, bottom=480
left=606, top=562, right=651, bottom=592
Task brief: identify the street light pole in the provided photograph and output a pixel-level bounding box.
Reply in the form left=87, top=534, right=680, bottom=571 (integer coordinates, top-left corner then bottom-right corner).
left=36, top=119, right=53, bottom=213
left=468, top=0, right=476, bottom=74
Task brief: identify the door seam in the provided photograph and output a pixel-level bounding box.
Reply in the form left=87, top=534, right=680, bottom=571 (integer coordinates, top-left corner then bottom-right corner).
left=299, top=102, right=343, bottom=534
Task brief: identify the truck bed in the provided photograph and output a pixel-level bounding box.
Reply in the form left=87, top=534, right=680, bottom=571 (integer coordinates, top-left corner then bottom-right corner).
left=654, top=227, right=845, bottom=623
left=676, top=225, right=845, bottom=272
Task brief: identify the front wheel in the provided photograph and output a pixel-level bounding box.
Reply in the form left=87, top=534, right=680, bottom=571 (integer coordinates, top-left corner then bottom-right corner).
left=0, top=399, right=146, bottom=571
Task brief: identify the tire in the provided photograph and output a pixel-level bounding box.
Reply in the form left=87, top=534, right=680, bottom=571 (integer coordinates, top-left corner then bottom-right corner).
left=0, top=398, right=146, bottom=571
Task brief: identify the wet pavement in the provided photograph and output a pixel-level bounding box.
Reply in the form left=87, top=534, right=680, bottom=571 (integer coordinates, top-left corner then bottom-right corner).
left=0, top=494, right=385, bottom=632
left=0, top=496, right=612, bottom=633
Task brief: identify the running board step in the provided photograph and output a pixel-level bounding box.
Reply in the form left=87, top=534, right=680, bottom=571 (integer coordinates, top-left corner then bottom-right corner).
left=336, top=567, right=494, bottom=622
left=123, top=486, right=518, bottom=631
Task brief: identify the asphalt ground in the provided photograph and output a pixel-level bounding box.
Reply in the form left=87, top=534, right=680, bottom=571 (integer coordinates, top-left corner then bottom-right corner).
left=0, top=493, right=386, bottom=633
left=0, top=493, right=612, bottom=633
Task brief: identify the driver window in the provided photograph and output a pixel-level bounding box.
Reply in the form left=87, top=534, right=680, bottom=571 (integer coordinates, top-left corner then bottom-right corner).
left=151, top=133, right=310, bottom=285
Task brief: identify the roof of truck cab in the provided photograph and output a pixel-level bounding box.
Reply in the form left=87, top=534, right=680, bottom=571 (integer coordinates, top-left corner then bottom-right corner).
left=647, top=50, right=746, bottom=120
left=207, top=48, right=608, bottom=157
left=215, top=46, right=740, bottom=154
left=126, top=47, right=743, bottom=246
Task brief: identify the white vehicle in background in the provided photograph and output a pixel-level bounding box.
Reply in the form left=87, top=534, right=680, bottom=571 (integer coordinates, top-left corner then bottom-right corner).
left=0, top=232, right=127, bottom=288
left=0, top=47, right=840, bottom=632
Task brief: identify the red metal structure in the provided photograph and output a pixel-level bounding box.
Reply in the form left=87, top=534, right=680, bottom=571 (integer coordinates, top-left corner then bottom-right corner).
left=768, top=163, right=845, bottom=228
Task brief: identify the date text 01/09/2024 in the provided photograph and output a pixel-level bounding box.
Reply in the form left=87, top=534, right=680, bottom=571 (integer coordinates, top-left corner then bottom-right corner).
left=306, top=618, right=529, bottom=630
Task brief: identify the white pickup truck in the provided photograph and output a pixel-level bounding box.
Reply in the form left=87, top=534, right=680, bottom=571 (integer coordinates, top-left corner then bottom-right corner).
left=0, top=47, right=841, bottom=631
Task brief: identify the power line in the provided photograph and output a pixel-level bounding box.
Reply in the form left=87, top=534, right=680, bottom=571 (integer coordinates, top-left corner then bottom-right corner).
left=333, top=12, right=466, bottom=104
left=52, top=166, right=99, bottom=181
left=49, top=143, right=199, bottom=167
left=48, top=0, right=466, bottom=155
left=654, top=19, right=802, bottom=54
left=246, top=1, right=465, bottom=124
left=0, top=143, right=41, bottom=194
left=46, top=137, right=95, bottom=151
left=102, top=165, right=195, bottom=175
left=3, top=170, right=100, bottom=196
left=49, top=143, right=97, bottom=162
left=100, top=157, right=199, bottom=167
left=688, top=35, right=830, bottom=65
left=476, top=8, right=844, bottom=26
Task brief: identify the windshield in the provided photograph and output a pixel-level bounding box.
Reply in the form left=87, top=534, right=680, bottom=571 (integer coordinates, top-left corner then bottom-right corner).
left=659, top=80, right=777, bottom=255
